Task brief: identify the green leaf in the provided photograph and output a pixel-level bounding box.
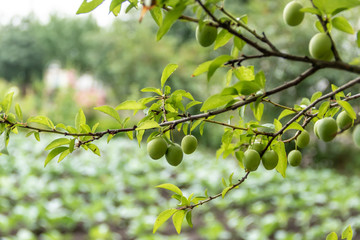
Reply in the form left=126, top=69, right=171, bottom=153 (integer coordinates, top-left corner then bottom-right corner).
left=141, top=87, right=162, bottom=95
left=332, top=16, right=354, bottom=34
left=186, top=101, right=202, bottom=110
left=318, top=101, right=330, bottom=118
left=75, top=109, right=86, bottom=131
left=150, top=7, right=163, bottom=26
left=34, top=132, right=40, bottom=141
left=58, top=149, right=70, bottom=163
left=44, top=147, right=68, bottom=167
left=357, top=31, right=360, bottom=48
left=153, top=209, right=178, bottom=233
left=0, top=128, right=10, bottom=155
left=2, top=91, right=14, bottom=114
left=254, top=71, right=266, bottom=89
left=45, top=138, right=70, bottom=151
left=88, top=143, right=101, bottom=156
left=200, top=94, right=234, bottom=112
left=234, top=66, right=255, bottom=81
left=284, top=122, right=304, bottom=132
left=15, top=104, right=23, bottom=121
left=137, top=129, right=145, bottom=146
left=337, top=100, right=357, bottom=119
left=311, top=91, right=323, bottom=103
left=192, top=60, right=212, bottom=77
left=274, top=141, right=287, bottom=178
left=94, top=105, right=121, bottom=123
left=157, top=3, right=186, bottom=41
left=28, top=116, right=54, bottom=129
left=172, top=210, right=186, bottom=234
left=156, top=183, right=183, bottom=196
left=161, top=63, right=178, bottom=89
left=76, top=0, right=105, bottom=14
left=222, top=186, right=232, bottom=198
left=326, top=232, right=338, bottom=240
left=234, top=36, right=246, bottom=51
left=116, top=100, right=146, bottom=110
left=300, top=7, right=322, bottom=15
left=185, top=211, right=193, bottom=228
left=342, top=225, right=353, bottom=240
left=274, top=119, right=282, bottom=132
left=136, top=120, right=160, bottom=130
left=233, top=81, right=261, bottom=95
left=278, top=109, right=296, bottom=120
left=207, top=55, right=233, bottom=81
left=69, top=139, right=75, bottom=153
left=214, top=29, right=233, bottom=50
left=313, top=0, right=360, bottom=14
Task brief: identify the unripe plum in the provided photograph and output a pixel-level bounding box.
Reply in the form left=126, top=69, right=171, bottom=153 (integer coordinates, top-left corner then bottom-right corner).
left=244, top=149, right=261, bottom=172
left=147, top=137, right=167, bottom=160
left=353, top=125, right=360, bottom=147
left=336, top=111, right=353, bottom=130
left=196, top=21, right=218, bottom=47
left=297, top=130, right=310, bottom=148
left=309, top=33, right=333, bottom=60
left=288, top=149, right=302, bottom=166
left=283, top=1, right=305, bottom=26
left=251, top=142, right=265, bottom=154
left=317, top=117, right=338, bottom=142
left=181, top=135, right=198, bottom=154
left=262, top=150, right=279, bottom=170
left=166, top=144, right=183, bottom=166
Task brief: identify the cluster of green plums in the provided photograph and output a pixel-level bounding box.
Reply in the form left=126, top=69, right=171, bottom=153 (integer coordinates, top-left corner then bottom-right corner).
left=283, top=1, right=333, bottom=60
left=147, top=135, right=198, bottom=166
left=195, top=20, right=218, bottom=47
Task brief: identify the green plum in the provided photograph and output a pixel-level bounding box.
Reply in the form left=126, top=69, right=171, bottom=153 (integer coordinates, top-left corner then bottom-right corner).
left=181, top=135, right=198, bottom=154
left=317, top=117, right=338, bottom=142
left=262, top=150, right=279, bottom=170
left=147, top=137, right=167, bottom=160
left=244, top=149, right=261, bottom=172
left=309, top=33, right=333, bottom=60
left=336, top=111, right=353, bottom=130
left=283, top=1, right=305, bottom=26
left=196, top=21, right=218, bottom=47
left=353, top=125, right=360, bottom=147
left=166, top=144, right=183, bottom=166
left=288, top=149, right=302, bottom=166
left=297, top=130, right=310, bottom=148
left=251, top=142, right=265, bottom=154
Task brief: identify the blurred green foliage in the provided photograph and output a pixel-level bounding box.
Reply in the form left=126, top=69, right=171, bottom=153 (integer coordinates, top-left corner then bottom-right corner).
left=0, top=134, right=359, bottom=239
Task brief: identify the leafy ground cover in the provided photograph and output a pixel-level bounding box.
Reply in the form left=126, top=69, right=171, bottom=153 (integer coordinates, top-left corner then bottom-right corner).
left=0, top=134, right=359, bottom=239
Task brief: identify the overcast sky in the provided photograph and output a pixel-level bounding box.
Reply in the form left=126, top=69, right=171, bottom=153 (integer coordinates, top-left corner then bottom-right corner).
left=0, top=0, right=122, bottom=26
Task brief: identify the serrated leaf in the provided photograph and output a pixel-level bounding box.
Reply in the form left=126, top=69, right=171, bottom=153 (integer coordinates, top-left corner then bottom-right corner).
left=318, top=101, right=330, bottom=118
left=136, top=120, right=160, bottom=130
left=15, top=104, right=23, bottom=121
left=311, top=91, right=323, bottom=103
left=342, top=225, right=353, bottom=240
left=116, top=100, right=146, bottom=110
left=186, top=101, right=202, bottom=110
left=76, top=0, right=105, bottom=14
left=88, top=143, right=101, bottom=156
left=172, top=210, right=186, bottom=234
left=234, top=36, right=246, bottom=51
left=28, top=116, right=54, bottom=129
left=2, top=91, right=14, bottom=114
left=161, top=63, right=178, bottom=89
left=109, top=0, right=124, bottom=16
left=337, top=100, right=357, bottom=119
left=313, top=0, right=360, bottom=14
left=332, top=16, right=354, bottom=34
left=156, top=3, right=186, bottom=41
left=44, top=147, right=68, bottom=167
left=94, top=105, right=121, bottom=123
left=234, top=66, right=255, bottom=81
left=222, top=186, right=232, bottom=198
left=45, top=138, right=70, bottom=151
left=186, top=211, right=193, bottom=228
left=207, top=55, right=233, bottom=81
left=200, top=94, right=234, bottom=112
left=192, top=60, right=212, bottom=77
left=69, top=139, right=75, bottom=153
left=274, top=141, right=287, bottom=178
left=284, top=122, right=304, bottom=132
left=233, top=81, right=261, bottom=95
left=274, top=119, right=282, bottom=132
left=141, top=87, right=162, bottom=95
left=326, top=232, right=338, bottom=240
left=137, top=129, right=145, bottom=146
left=214, top=29, right=233, bottom=50
left=156, top=183, right=183, bottom=196
left=153, top=209, right=178, bottom=233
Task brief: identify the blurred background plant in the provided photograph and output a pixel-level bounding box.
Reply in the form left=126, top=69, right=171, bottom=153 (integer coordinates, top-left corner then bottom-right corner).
left=0, top=0, right=360, bottom=239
